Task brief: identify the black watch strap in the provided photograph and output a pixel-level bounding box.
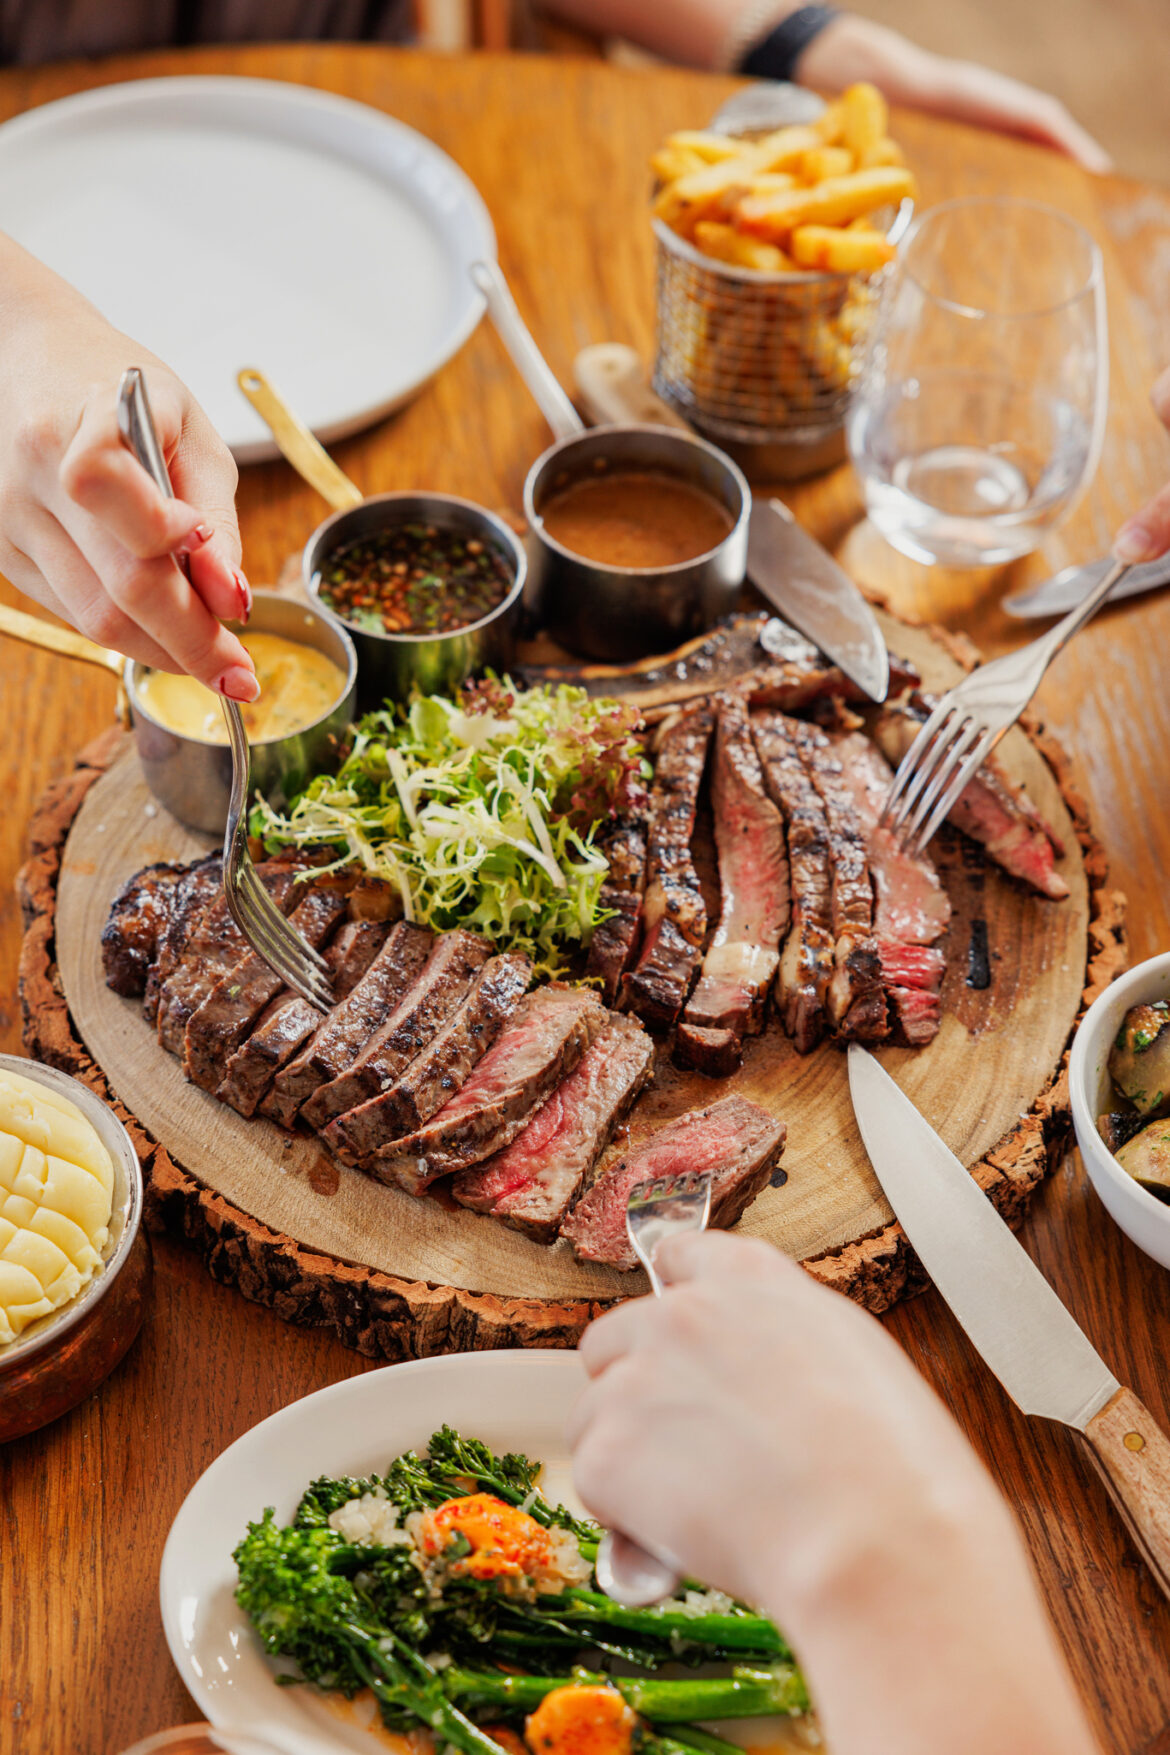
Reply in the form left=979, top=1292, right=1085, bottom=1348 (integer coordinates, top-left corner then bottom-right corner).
left=737, top=5, right=841, bottom=81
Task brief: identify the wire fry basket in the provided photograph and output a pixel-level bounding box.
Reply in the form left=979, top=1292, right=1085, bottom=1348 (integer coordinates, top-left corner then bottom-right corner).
left=652, top=201, right=912, bottom=478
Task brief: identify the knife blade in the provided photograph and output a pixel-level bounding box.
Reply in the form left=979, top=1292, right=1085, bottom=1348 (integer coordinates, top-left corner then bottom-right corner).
left=747, top=499, right=889, bottom=703
left=1003, top=553, right=1170, bottom=618
left=847, top=1045, right=1170, bottom=1599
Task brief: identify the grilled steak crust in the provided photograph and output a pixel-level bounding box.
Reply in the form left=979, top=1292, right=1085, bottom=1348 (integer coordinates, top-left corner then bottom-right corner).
left=874, top=703, right=1069, bottom=900
left=303, top=928, right=491, bottom=1130
left=102, top=862, right=187, bottom=997
left=674, top=1021, right=742, bottom=1077
left=143, top=854, right=222, bottom=1023
left=742, top=652, right=920, bottom=715
left=562, top=1095, right=785, bottom=1270
left=325, top=953, right=532, bottom=1160
left=263, top=921, right=433, bottom=1129
left=624, top=704, right=714, bottom=1028
left=363, top=985, right=606, bottom=1195
left=789, top=721, right=887, bottom=1042
left=452, top=1014, right=654, bottom=1242
left=216, top=919, right=391, bottom=1119
left=832, top=732, right=951, bottom=1047
left=183, top=876, right=355, bottom=1091
left=585, top=887, right=644, bottom=1005
left=155, top=859, right=304, bottom=1056
left=751, top=712, right=834, bottom=1054
left=682, top=694, right=788, bottom=1041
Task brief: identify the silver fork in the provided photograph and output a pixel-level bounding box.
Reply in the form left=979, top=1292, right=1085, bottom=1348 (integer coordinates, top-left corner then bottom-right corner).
left=593, top=1168, right=712, bottom=1609
left=117, top=368, right=333, bottom=1010
left=882, top=555, right=1131, bottom=854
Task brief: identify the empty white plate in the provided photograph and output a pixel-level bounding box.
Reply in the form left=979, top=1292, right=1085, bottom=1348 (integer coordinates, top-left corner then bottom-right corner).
left=0, top=76, right=495, bottom=462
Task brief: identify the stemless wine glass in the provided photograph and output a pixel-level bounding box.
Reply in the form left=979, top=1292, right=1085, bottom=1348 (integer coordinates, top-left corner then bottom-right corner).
left=847, top=197, right=1108, bottom=567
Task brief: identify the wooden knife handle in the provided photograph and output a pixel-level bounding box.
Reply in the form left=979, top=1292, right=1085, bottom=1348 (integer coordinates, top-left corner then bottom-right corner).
left=1082, top=1385, right=1170, bottom=1600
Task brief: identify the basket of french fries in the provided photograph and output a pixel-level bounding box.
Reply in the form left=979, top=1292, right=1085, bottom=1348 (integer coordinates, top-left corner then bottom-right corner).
left=650, top=84, right=916, bottom=463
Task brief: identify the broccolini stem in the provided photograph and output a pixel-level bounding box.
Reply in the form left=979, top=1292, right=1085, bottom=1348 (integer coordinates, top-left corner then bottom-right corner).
left=339, top=1623, right=514, bottom=1755
left=651, top=1725, right=746, bottom=1755
left=442, top=1663, right=809, bottom=1720
left=540, top=1590, right=790, bottom=1657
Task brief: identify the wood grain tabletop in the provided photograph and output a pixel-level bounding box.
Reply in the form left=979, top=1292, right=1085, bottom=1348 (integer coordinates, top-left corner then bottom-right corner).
left=2, top=41, right=1170, bottom=1755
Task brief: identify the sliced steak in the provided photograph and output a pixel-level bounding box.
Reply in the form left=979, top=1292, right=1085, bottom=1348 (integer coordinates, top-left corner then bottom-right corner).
left=102, top=861, right=187, bottom=997
left=585, top=887, right=644, bottom=1005
left=874, top=704, right=1068, bottom=900
left=324, top=952, right=532, bottom=1160
left=624, top=704, right=713, bottom=1028
left=452, top=1014, right=654, bottom=1242
left=363, top=985, right=605, bottom=1195
left=681, top=694, right=788, bottom=1043
left=143, top=854, right=222, bottom=1024
left=183, top=875, right=355, bottom=1091
left=742, top=651, right=920, bottom=715
left=562, top=1095, right=785, bottom=1270
left=673, top=1021, right=742, bottom=1077
left=155, top=859, right=302, bottom=1056
left=751, top=712, right=834, bottom=1053
left=303, top=928, right=491, bottom=1130
left=263, top=920, right=434, bottom=1129
left=789, top=721, right=887, bottom=1042
left=832, top=732, right=951, bottom=1046
left=216, top=919, right=391, bottom=1119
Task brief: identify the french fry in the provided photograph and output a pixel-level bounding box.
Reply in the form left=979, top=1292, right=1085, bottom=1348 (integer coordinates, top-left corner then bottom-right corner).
left=736, top=166, right=916, bottom=239
left=841, top=82, right=888, bottom=157
left=693, top=221, right=793, bottom=273
left=789, top=224, right=896, bottom=273
left=650, top=145, right=708, bottom=183
left=750, top=124, right=825, bottom=171
left=812, top=99, right=845, bottom=145
left=796, top=146, right=854, bottom=184
left=663, top=130, right=746, bottom=163
left=652, top=149, right=778, bottom=230
left=857, top=137, right=906, bottom=169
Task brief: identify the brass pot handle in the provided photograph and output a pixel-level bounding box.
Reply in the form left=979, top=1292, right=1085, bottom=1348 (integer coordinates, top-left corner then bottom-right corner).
left=237, top=367, right=364, bottom=515
left=0, top=601, right=124, bottom=674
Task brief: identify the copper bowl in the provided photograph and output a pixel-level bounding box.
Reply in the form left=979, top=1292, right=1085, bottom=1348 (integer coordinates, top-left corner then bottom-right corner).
left=0, top=1055, right=150, bottom=1444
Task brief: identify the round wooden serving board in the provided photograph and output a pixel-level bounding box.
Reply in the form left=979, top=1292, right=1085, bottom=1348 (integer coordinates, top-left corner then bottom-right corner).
left=20, top=608, right=1125, bottom=1356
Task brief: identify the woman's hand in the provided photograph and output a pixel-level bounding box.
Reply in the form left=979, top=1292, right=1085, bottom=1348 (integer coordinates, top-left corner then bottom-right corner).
left=0, top=235, right=258, bottom=699
left=1115, top=367, right=1170, bottom=562
left=569, top=1231, right=1100, bottom=1755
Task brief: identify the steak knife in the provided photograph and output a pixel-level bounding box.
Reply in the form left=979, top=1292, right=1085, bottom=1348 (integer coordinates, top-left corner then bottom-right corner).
left=847, top=1044, right=1170, bottom=1600
left=1003, top=553, right=1170, bottom=618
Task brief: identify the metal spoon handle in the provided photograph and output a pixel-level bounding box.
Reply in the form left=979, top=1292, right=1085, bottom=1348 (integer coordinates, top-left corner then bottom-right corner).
left=470, top=259, right=584, bottom=443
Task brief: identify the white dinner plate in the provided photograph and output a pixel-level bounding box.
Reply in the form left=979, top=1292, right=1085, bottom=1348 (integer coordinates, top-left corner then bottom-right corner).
left=160, top=1351, right=587, bottom=1748
left=0, top=77, right=495, bottom=462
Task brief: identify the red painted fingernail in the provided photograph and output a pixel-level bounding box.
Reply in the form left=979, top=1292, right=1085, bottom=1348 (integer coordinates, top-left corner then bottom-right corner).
left=235, top=569, right=253, bottom=620
left=214, top=665, right=260, bottom=703
left=186, top=523, right=212, bottom=550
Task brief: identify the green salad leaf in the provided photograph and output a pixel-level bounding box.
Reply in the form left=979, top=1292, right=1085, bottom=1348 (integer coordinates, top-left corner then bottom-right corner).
left=250, top=679, right=650, bottom=979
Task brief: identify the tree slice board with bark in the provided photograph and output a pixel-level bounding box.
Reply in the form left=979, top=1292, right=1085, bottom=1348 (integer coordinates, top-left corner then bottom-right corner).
left=20, top=608, right=1125, bottom=1356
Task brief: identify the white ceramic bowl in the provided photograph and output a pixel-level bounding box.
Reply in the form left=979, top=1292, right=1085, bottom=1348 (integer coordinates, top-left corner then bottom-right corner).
left=1069, top=951, right=1170, bottom=1270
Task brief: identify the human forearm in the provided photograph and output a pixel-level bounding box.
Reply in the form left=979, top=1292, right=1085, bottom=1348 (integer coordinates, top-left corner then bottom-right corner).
left=536, top=0, right=794, bottom=69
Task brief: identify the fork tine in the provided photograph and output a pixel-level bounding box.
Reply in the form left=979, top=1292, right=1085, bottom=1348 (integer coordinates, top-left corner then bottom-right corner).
left=235, top=867, right=331, bottom=974
left=897, top=716, right=981, bottom=849
left=229, top=890, right=334, bottom=1005
left=885, top=708, right=967, bottom=836
left=880, top=697, right=955, bottom=826
left=909, top=726, right=1002, bottom=855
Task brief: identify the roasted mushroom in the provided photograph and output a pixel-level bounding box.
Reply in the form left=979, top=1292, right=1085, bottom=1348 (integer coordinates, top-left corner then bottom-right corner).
left=1116, top=1119, right=1170, bottom=1203
left=1098, top=1111, right=1149, bottom=1154
left=1107, top=1000, right=1170, bottom=1118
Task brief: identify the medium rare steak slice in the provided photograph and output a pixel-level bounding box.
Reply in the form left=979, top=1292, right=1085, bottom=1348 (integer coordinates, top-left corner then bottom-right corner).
left=625, top=704, right=713, bottom=1028
left=303, top=928, right=491, bottom=1130
left=751, top=712, right=834, bottom=1053
left=183, top=876, right=355, bottom=1091
left=216, top=919, right=391, bottom=1118
left=874, top=704, right=1069, bottom=900
left=789, top=721, right=887, bottom=1042
left=363, top=985, right=605, bottom=1195
left=102, top=861, right=187, bottom=997
left=325, top=953, right=532, bottom=1161
left=452, top=1014, right=654, bottom=1242
left=143, top=854, right=222, bottom=1024
left=832, top=732, right=951, bottom=1046
left=263, top=920, right=433, bottom=1129
left=681, top=694, right=788, bottom=1044
left=585, top=887, right=643, bottom=1005
left=156, top=859, right=302, bottom=1056
left=562, top=1095, right=785, bottom=1270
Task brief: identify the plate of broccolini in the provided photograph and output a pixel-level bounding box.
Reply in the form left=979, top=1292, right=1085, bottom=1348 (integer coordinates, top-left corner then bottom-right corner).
left=160, top=1351, right=814, bottom=1754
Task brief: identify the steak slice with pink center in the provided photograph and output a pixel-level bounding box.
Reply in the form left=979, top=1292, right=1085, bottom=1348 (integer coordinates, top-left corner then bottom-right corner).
left=452, top=1014, right=654, bottom=1242
left=562, top=1095, right=786, bottom=1271
left=361, top=985, right=606, bottom=1194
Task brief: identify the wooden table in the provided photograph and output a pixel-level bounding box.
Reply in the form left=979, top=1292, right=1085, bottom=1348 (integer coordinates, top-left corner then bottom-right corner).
left=3, top=41, right=1170, bottom=1755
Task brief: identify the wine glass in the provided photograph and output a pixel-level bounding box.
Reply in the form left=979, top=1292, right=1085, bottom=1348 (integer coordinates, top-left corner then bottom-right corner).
left=847, top=197, right=1108, bottom=568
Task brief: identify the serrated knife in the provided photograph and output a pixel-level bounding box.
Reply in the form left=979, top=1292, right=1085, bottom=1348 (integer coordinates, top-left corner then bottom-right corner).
left=847, top=1044, right=1170, bottom=1600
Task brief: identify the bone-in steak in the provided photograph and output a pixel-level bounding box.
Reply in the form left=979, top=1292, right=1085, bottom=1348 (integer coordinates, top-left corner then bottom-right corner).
left=452, top=1014, right=654, bottom=1242
left=562, top=1095, right=785, bottom=1270
left=303, top=928, right=491, bottom=1130
left=263, top=920, right=433, bottom=1129
left=102, top=861, right=188, bottom=997
left=680, top=693, right=788, bottom=1053
left=324, top=952, right=532, bottom=1161
left=216, top=918, right=391, bottom=1118
left=362, top=985, right=605, bottom=1195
